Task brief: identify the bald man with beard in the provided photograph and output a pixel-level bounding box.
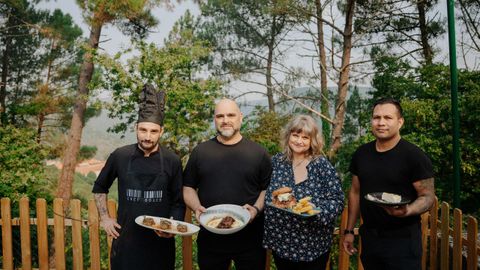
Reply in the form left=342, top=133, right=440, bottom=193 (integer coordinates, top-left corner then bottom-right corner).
left=183, top=99, right=272, bottom=270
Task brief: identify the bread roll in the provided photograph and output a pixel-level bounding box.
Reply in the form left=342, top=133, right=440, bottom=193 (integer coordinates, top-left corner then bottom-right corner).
left=272, top=187, right=292, bottom=196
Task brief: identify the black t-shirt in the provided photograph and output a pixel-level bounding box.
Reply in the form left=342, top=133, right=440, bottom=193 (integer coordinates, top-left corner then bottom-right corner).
left=349, top=139, right=433, bottom=229
left=183, top=137, right=272, bottom=252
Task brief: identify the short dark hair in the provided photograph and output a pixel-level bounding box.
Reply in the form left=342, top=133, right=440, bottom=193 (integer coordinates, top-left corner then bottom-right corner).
left=373, top=98, right=403, bottom=118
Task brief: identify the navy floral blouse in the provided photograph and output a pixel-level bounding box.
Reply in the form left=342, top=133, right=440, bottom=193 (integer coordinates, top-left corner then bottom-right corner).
left=263, top=153, right=344, bottom=262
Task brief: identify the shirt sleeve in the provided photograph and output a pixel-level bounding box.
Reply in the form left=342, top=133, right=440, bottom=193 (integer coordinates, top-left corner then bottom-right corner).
left=92, top=151, right=118, bottom=193
left=182, top=147, right=199, bottom=188
left=314, top=158, right=345, bottom=226
left=258, top=151, right=272, bottom=190
left=168, top=156, right=186, bottom=221
left=349, top=148, right=359, bottom=176
left=411, top=148, right=434, bottom=182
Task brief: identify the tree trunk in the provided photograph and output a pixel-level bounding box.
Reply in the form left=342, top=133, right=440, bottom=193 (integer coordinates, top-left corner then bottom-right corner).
left=56, top=22, right=103, bottom=203
left=266, top=16, right=276, bottom=112
left=37, top=49, right=53, bottom=143
left=0, top=30, right=11, bottom=126
left=315, top=0, right=331, bottom=144
left=328, top=0, right=355, bottom=158
left=417, top=0, right=433, bottom=64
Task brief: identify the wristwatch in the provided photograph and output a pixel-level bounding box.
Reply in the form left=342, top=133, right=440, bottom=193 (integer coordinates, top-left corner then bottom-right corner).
left=344, top=229, right=354, bottom=235
left=252, top=205, right=261, bottom=214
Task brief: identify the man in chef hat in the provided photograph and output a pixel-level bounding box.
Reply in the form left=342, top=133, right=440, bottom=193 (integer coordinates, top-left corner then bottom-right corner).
left=92, top=83, right=185, bottom=270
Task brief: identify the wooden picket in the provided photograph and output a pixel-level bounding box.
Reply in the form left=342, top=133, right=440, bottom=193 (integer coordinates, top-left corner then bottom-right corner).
left=0, top=197, right=479, bottom=270
left=440, top=202, right=451, bottom=270
left=1, top=198, right=13, bottom=270
left=36, top=199, right=48, bottom=270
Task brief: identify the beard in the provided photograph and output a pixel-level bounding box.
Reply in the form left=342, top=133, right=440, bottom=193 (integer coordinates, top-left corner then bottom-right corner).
left=217, top=126, right=239, bottom=138
left=137, top=138, right=159, bottom=152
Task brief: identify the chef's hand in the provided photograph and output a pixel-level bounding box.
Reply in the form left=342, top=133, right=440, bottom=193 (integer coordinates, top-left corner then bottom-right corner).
left=243, top=204, right=259, bottom=223
left=194, top=206, right=207, bottom=221
left=382, top=204, right=409, bottom=217
left=100, top=217, right=121, bottom=239
left=155, top=230, right=174, bottom=238
left=342, top=234, right=358, bottom=255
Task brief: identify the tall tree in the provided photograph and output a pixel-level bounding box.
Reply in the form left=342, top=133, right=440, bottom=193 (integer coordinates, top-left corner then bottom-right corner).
left=33, top=9, right=83, bottom=142
left=355, top=0, right=444, bottom=65
left=57, top=0, right=164, bottom=204
left=0, top=0, right=44, bottom=125
left=199, top=0, right=295, bottom=111
left=98, top=11, right=221, bottom=158
left=457, top=0, right=480, bottom=69
left=328, top=0, right=356, bottom=157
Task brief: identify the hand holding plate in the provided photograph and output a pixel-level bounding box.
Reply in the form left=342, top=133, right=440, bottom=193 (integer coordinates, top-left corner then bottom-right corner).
left=382, top=204, right=409, bottom=217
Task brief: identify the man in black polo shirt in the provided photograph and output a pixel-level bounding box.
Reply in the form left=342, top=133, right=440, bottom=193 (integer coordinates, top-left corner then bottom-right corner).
left=92, top=84, right=185, bottom=270
left=183, top=98, right=272, bottom=270
left=343, top=98, right=435, bottom=269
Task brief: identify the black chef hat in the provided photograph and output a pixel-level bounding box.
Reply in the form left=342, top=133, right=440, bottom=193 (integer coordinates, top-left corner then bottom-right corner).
left=137, top=83, right=165, bottom=126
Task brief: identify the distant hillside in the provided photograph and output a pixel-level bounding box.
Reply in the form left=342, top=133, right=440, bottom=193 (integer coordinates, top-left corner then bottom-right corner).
left=83, top=85, right=372, bottom=159
left=82, top=111, right=136, bottom=160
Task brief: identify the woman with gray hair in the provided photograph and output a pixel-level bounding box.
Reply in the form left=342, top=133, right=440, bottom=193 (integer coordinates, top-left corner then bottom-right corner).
left=263, top=115, right=344, bottom=270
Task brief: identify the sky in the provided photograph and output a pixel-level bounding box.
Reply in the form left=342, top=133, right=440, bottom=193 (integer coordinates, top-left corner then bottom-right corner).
left=36, top=0, right=200, bottom=55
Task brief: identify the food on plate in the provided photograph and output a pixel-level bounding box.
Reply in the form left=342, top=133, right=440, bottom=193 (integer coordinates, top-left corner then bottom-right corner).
left=292, top=196, right=319, bottom=215
left=176, top=223, right=188, bottom=233
left=159, top=220, right=172, bottom=230
left=217, top=216, right=235, bottom=229
left=142, top=217, right=155, bottom=226
left=271, top=187, right=297, bottom=209
left=381, top=192, right=402, bottom=203
left=206, top=215, right=244, bottom=229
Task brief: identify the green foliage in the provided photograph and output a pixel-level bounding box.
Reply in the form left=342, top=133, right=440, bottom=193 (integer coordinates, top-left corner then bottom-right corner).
left=0, top=2, right=83, bottom=128
left=355, top=0, right=445, bottom=63
left=78, top=145, right=98, bottom=162
left=0, top=126, right=52, bottom=204
left=98, top=11, right=222, bottom=158
left=242, top=107, right=290, bottom=155
left=343, top=86, right=370, bottom=142
left=368, top=61, right=480, bottom=216
left=197, top=0, right=297, bottom=104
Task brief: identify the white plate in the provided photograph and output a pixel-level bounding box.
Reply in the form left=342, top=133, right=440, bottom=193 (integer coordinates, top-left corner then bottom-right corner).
left=199, top=204, right=251, bottom=235
left=364, top=192, right=411, bottom=207
left=135, top=215, right=200, bottom=236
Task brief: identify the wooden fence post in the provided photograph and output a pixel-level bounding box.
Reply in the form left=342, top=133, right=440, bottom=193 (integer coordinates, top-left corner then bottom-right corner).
left=338, top=207, right=349, bottom=270
left=36, top=198, right=49, bottom=270
left=466, top=216, right=478, bottom=270
left=452, top=208, right=462, bottom=270
left=89, top=199, right=101, bottom=270
left=440, top=202, right=450, bottom=270
left=1, top=198, right=13, bottom=270
left=54, top=198, right=66, bottom=270
left=71, top=199, right=84, bottom=270
left=19, top=197, right=32, bottom=270
left=421, top=212, right=429, bottom=270
left=107, top=199, right=117, bottom=270
left=182, top=209, right=194, bottom=270
left=429, top=197, right=438, bottom=270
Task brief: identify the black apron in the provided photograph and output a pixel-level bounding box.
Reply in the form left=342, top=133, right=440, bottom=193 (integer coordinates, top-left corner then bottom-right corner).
left=111, top=149, right=175, bottom=270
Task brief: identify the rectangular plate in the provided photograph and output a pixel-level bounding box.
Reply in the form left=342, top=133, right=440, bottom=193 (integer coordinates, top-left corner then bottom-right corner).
left=266, top=202, right=321, bottom=218
left=135, top=215, right=200, bottom=236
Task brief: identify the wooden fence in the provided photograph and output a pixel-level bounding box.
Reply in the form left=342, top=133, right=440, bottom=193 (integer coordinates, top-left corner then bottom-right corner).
left=0, top=197, right=478, bottom=270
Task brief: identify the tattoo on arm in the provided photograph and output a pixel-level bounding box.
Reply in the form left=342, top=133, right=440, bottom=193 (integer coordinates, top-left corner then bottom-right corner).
left=412, top=178, right=435, bottom=215
left=93, top=193, right=109, bottom=219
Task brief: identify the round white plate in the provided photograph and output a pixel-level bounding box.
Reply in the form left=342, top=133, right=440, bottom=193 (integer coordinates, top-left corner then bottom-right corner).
left=135, top=215, right=200, bottom=236
left=199, top=204, right=251, bottom=235
left=364, top=192, right=411, bottom=207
